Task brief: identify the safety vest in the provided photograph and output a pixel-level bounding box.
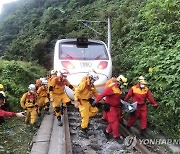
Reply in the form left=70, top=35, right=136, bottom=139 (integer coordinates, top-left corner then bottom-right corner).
left=132, top=85, right=148, bottom=95
left=25, top=92, right=36, bottom=106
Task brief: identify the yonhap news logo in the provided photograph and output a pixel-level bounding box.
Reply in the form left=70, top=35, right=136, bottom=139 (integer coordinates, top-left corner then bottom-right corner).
left=139, top=138, right=180, bottom=145
left=124, top=136, right=137, bottom=149
left=124, top=135, right=180, bottom=149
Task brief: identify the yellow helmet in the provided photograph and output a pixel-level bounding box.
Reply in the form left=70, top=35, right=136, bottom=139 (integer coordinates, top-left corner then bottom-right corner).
left=50, top=70, right=57, bottom=75
left=0, top=84, right=4, bottom=89
left=117, top=75, right=128, bottom=85
left=138, top=76, right=147, bottom=84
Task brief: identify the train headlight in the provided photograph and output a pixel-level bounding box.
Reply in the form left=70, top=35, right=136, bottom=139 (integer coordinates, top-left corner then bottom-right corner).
left=61, top=61, right=75, bottom=69
left=97, top=61, right=108, bottom=69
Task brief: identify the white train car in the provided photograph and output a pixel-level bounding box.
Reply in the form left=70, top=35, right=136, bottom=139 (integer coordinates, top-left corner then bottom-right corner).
left=54, top=38, right=112, bottom=99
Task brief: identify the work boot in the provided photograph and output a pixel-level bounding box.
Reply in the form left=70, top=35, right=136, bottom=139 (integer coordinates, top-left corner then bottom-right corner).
left=79, top=128, right=88, bottom=139
left=38, top=112, right=41, bottom=117
left=82, top=128, right=88, bottom=133
left=103, top=130, right=110, bottom=139
left=140, top=129, right=146, bottom=137
left=57, top=116, right=63, bottom=126
left=126, top=125, right=131, bottom=132
left=29, top=125, right=33, bottom=132
left=115, top=136, right=124, bottom=144
left=45, top=108, right=50, bottom=115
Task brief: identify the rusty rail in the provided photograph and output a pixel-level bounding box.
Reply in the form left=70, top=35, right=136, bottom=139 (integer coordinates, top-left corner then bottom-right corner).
left=63, top=108, right=72, bottom=154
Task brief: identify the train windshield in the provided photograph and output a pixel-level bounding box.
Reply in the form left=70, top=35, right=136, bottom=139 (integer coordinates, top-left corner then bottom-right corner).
left=59, top=42, right=109, bottom=60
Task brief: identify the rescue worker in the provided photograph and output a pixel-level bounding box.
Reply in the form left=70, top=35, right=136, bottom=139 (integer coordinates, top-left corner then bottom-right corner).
left=74, top=71, right=99, bottom=135
left=0, top=84, right=9, bottom=109
left=48, top=70, right=58, bottom=99
left=35, top=79, right=42, bottom=91
left=49, top=69, right=74, bottom=126
left=45, top=71, right=51, bottom=85
left=0, top=93, right=24, bottom=118
left=0, top=84, right=10, bottom=124
left=20, top=84, right=38, bottom=129
left=0, top=84, right=6, bottom=97
left=93, top=75, right=128, bottom=144
left=104, top=75, right=117, bottom=88
left=124, top=76, right=158, bottom=135
left=102, top=75, right=118, bottom=121
left=36, top=79, right=50, bottom=116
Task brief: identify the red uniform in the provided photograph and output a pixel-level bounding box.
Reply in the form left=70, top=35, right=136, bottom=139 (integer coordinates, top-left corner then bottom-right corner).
left=124, top=84, right=157, bottom=129
left=0, top=109, right=16, bottom=117
left=96, top=82, right=122, bottom=138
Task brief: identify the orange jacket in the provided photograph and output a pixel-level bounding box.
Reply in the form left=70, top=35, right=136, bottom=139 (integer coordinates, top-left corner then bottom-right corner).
left=50, top=76, right=74, bottom=95
left=37, top=85, right=48, bottom=97
left=96, top=82, right=122, bottom=107
left=124, top=84, right=157, bottom=106
left=105, top=77, right=117, bottom=88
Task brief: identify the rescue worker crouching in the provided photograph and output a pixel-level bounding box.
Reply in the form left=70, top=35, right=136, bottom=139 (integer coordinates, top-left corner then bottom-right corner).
left=20, top=84, right=38, bottom=130
left=49, top=69, right=74, bottom=126
left=74, top=71, right=99, bottom=135
left=124, top=76, right=158, bottom=136
left=36, top=79, right=50, bottom=116
left=93, top=75, right=128, bottom=144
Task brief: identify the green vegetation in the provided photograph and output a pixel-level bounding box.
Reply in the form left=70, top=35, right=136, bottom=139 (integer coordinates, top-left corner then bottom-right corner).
left=0, top=0, right=179, bottom=140
left=0, top=60, right=46, bottom=153
left=0, top=117, right=34, bottom=153
left=0, top=60, right=46, bottom=109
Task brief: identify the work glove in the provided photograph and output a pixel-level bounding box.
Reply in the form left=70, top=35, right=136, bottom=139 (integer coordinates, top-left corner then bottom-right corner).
left=89, top=98, right=95, bottom=104
left=91, top=101, right=97, bottom=107
left=16, top=112, right=25, bottom=118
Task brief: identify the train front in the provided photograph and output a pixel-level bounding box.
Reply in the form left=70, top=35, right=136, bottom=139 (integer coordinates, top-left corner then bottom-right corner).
left=54, top=38, right=112, bottom=100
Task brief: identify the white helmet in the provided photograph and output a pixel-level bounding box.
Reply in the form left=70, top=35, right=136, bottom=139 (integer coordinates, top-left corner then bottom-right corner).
left=40, top=77, right=46, bottom=81
left=60, top=69, right=69, bottom=77
left=88, top=70, right=99, bottom=82
left=28, top=84, right=36, bottom=93
left=42, top=80, right=48, bottom=85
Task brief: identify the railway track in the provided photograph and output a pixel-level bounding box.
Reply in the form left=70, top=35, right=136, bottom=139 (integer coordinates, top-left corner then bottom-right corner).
left=66, top=104, right=152, bottom=154
left=31, top=104, right=156, bottom=154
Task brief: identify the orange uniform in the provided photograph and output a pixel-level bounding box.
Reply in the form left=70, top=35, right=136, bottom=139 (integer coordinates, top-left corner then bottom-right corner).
left=96, top=82, right=122, bottom=138
left=124, top=84, right=158, bottom=129
left=20, top=92, right=38, bottom=125
left=50, top=76, right=74, bottom=118
left=74, top=77, right=98, bottom=129
left=37, top=85, right=49, bottom=115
